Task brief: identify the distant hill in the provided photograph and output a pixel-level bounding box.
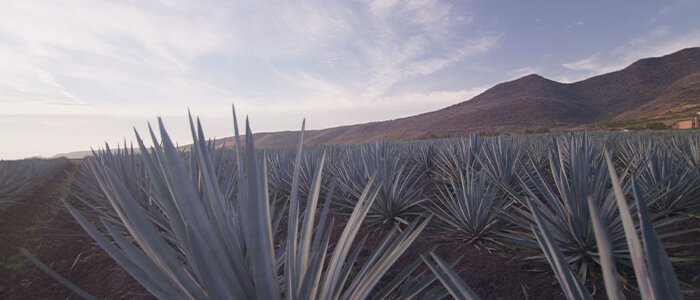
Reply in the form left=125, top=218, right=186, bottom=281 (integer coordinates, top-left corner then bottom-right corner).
left=210, top=47, right=700, bottom=149
left=57, top=47, right=700, bottom=157
left=613, top=70, right=700, bottom=120
left=53, top=150, right=94, bottom=159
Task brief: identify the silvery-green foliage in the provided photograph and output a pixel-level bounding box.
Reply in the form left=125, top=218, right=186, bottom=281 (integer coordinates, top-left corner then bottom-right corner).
left=68, top=145, right=151, bottom=228
left=498, top=132, right=630, bottom=279
left=672, top=134, right=700, bottom=170
left=267, top=145, right=345, bottom=209
left=429, top=168, right=511, bottom=248
left=614, top=135, right=657, bottom=169
left=0, top=160, right=38, bottom=210
left=286, top=148, right=338, bottom=201
left=423, top=149, right=685, bottom=300
left=0, top=157, right=71, bottom=211
left=478, top=135, right=526, bottom=193
left=338, top=140, right=427, bottom=226
left=687, top=136, right=700, bottom=169
left=61, top=109, right=433, bottom=299
left=407, top=142, right=437, bottom=179
left=266, top=147, right=296, bottom=198
left=635, top=147, right=700, bottom=215
left=421, top=252, right=481, bottom=300
left=69, top=138, right=240, bottom=245
left=522, top=135, right=552, bottom=171
left=523, top=151, right=683, bottom=300
left=433, top=134, right=483, bottom=182
left=502, top=131, right=688, bottom=281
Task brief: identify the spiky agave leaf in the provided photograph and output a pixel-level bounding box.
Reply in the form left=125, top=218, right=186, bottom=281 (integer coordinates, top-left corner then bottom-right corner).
left=420, top=252, right=480, bottom=300
left=20, top=248, right=99, bottom=300
left=605, top=151, right=684, bottom=300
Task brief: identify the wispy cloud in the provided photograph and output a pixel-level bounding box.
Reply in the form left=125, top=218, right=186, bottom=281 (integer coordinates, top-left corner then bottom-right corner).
left=651, top=0, right=697, bottom=23
left=560, top=26, right=700, bottom=81
left=0, top=0, right=495, bottom=121
left=562, top=53, right=619, bottom=74
left=0, top=0, right=234, bottom=118
left=566, top=20, right=585, bottom=28
left=355, top=0, right=500, bottom=98
left=615, top=28, right=700, bottom=62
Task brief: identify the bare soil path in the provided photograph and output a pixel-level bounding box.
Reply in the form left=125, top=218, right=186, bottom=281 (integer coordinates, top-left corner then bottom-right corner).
left=0, top=162, right=151, bottom=299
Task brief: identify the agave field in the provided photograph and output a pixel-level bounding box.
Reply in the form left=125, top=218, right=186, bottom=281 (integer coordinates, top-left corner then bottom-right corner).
left=0, top=157, right=72, bottom=211
left=2, top=109, right=700, bottom=299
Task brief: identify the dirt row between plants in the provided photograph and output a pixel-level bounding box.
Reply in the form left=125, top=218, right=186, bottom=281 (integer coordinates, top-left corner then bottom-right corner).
left=0, top=161, right=698, bottom=299
left=0, top=162, right=151, bottom=299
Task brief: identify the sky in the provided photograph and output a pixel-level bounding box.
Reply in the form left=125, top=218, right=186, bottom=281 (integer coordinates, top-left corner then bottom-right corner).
left=1, top=0, right=700, bottom=159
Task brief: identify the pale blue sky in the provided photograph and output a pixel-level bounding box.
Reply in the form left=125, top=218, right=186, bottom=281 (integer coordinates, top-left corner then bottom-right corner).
left=1, top=0, right=700, bottom=159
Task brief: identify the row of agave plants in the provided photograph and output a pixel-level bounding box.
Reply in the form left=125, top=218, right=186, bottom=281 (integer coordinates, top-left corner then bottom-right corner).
left=25, top=108, right=700, bottom=299
left=0, top=157, right=71, bottom=211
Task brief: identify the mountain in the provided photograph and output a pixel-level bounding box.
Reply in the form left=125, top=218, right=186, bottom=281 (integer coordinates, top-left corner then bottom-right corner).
left=211, top=47, right=700, bottom=149
left=53, top=150, right=95, bottom=159
left=576, top=47, right=700, bottom=119
left=56, top=47, right=700, bottom=157
left=613, top=70, right=700, bottom=120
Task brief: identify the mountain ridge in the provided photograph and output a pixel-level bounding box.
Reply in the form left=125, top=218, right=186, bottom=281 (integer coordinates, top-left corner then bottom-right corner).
left=231, top=46, right=700, bottom=148
left=56, top=47, right=700, bottom=158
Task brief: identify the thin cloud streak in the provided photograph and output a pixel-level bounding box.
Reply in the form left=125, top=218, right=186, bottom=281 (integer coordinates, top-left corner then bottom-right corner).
left=0, top=0, right=494, bottom=118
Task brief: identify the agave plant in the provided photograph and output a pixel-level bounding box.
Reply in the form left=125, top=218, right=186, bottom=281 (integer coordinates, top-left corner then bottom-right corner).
left=429, top=169, right=511, bottom=248
left=522, top=134, right=552, bottom=171
left=68, top=145, right=150, bottom=223
left=338, top=144, right=427, bottom=226
left=614, top=135, right=657, bottom=170
left=282, top=148, right=339, bottom=203
left=669, top=134, right=697, bottom=167
left=635, top=148, right=700, bottom=216
left=433, top=134, right=483, bottom=182
left=478, top=135, right=525, bottom=193
left=68, top=138, right=241, bottom=245
left=498, top=132, right=629, bottom=279
left=266, top=147, right=296, bottom=199
left=683, top=136, right=700, bottom=169
left=406, top=142, right=437, bottom=179
left=38, top=108, right=434, bottom=299
left=0, top=160, right=37, bottom=210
